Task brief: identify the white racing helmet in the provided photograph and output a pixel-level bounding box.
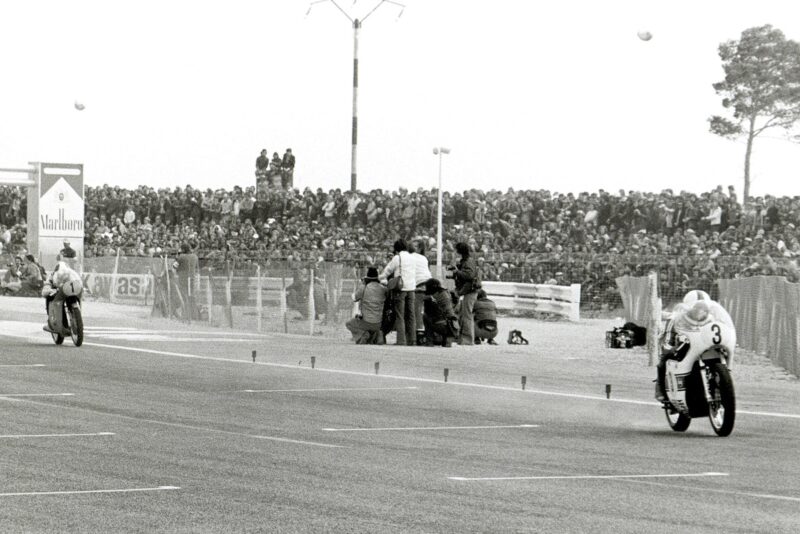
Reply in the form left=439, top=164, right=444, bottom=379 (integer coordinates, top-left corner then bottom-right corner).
left=682, top=289, right=711, bottom=306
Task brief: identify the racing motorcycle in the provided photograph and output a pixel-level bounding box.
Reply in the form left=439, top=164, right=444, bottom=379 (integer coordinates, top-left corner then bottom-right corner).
left=48, top=279, right=84, bottom=347
left=661, top=316, right=736, bottom=437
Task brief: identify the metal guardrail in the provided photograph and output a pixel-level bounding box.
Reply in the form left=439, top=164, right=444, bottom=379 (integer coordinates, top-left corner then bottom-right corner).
left=481, top=281, right=581, bottom=321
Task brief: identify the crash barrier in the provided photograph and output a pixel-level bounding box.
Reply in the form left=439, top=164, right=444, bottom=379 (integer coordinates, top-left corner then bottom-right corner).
left=480, top=281, right=581, bottom=322
left=718, top=276, right=800, bottom=377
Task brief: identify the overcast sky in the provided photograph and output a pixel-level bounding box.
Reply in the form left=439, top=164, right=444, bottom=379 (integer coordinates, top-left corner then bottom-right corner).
left=1, top=0, right=799, bottom=197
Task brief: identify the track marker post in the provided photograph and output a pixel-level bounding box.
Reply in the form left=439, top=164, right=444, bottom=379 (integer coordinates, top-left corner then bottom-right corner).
left=252, top=350, right=256, bottom=362
left=374, top=362, right=380, bottom=375
left=311, top=356, right=316, bottom=369
left=605, top=384, right=612, bottom=399
left=521, top=376, right=527, bottom=390
left=444, top=368, right=449, bottom=382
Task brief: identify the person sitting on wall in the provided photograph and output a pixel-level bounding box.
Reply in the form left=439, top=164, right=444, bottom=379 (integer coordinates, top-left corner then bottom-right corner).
left=473, top=289, right=498, bottom=345
left=59, top=239, right=77, bottom=259
left=1, top=256, right=23, bottom=295
left=346, top=266, right=387, bottom=344
left=21, top=254, right=45, bottom=293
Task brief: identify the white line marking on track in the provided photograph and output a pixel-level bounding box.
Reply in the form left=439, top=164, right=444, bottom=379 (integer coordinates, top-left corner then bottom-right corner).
left=449, top=472, right=729, bottom=482
left=737, top=409, right=800, bottom=419
left=0, top=486, right=179, bottom=497
left=0, top=364, right=45, bottom=368
left=0, top=394, right=343, bottom=449
left=72, top=341, right=800, bottom=420
left=0, top=432, right=114, bottom=439
left=623, top=476, right=800, bottom=503
left=0, top=393, right=73, bottom=397
left=240, top=386, right=419, bottom=393
left=85, top=327, right=269, bottom=337
left=324, top=424, right=539, bottom=432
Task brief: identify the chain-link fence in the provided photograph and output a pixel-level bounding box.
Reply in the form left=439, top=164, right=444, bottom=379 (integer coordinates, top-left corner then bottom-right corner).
left=616, top=272, right=800, bottom=376
left=187, top=260, right=359, bottom=339
left=719, top=276, right=800, bottom=377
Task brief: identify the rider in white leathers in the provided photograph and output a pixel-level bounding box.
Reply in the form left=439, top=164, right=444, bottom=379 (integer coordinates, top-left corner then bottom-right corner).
left=656, top=290, right=733, bottom=401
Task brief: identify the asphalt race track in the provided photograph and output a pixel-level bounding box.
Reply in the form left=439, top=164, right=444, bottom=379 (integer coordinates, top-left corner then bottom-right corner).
left=1, top=300, right=799, bottom=533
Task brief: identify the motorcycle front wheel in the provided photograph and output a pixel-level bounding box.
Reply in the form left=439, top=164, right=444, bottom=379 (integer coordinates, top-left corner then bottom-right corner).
left=707, top=362, right=735, bottom=437
left=665, top=408, right=691, bottom=432
left=69, top=305, right=84, bottom=347
left=51, top=331, right=64, bottom=345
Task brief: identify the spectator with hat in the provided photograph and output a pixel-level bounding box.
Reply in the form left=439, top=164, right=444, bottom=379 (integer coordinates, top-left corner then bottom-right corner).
left=346, top=266, right=387, bottom=344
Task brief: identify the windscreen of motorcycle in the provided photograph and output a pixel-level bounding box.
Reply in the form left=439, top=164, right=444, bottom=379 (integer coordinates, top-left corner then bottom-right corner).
left=61, top=280, right=83, bottom=297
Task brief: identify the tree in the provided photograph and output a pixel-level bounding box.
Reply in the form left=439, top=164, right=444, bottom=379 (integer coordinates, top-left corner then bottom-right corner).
left=708, top=25, right=800, bottom=201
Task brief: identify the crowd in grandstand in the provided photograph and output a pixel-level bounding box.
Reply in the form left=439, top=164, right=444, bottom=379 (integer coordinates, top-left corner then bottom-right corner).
left=3, top=167, right=800, bottom=305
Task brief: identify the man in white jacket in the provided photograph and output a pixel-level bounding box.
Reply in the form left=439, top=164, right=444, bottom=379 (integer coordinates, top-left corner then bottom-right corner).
left=380, top=239, right=417, bottom=345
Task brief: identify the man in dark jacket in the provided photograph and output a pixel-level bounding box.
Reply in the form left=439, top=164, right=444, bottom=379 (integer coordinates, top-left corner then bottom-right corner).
left=473, top=289, right=498, bottom=344
left=449, top=241, right=481, bottom=345
left=422, top=278, right=458, bottom=347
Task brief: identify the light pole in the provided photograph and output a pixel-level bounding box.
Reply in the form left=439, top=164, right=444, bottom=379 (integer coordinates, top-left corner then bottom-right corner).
left=433, top=146, right=451, bottom=281
left=307, top=0, right=405, bottom=192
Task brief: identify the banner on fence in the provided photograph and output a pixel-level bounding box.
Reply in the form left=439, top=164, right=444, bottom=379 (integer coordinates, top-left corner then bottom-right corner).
left=82, top=272, right=152, bottom=304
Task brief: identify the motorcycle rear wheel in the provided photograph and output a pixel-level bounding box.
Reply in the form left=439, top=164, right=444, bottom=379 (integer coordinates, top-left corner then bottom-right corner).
left=707, top=362, right=735, bottom=437
left=665, top=408, right=691, bottom=432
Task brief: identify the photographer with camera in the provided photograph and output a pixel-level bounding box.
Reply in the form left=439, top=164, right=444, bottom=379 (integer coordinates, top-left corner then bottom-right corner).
left=449, top=242, right=481, bottom=345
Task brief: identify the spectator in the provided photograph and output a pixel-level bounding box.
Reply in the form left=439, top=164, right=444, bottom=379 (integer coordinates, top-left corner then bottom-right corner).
left=269, top=152, right=283, bottom=189
left=1, top=256, right=23, bottom=294
left=450, top=241, right=481, bottom=345
left=255, top=149, right=269, bottom=181
left=59, top=239, right=77, bottom=260
left=422, top=278, right=458, bottom=347
left=21, top=254, right=44, bottom=292
left=379, top=239, right=416, bottom=346
left=410, top=239, right=433, bottom=344
left=175, top=243, right=199, bottom=320
left=282, top=148, right=295, bottom=189
left=346, top=266, right=387, bottom=344
left=473, top=289, right=498, bottom=344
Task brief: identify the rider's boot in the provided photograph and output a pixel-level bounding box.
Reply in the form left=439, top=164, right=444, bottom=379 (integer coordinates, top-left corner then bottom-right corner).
left=43, top=305, right=56, bottom=333
left=655, top=359, right=667, bottom=402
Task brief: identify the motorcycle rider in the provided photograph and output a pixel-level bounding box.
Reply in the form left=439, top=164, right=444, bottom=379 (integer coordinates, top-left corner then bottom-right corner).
left=42, top=260, right=82, bottom=333
left=656, top=289, right=734, bottom=401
